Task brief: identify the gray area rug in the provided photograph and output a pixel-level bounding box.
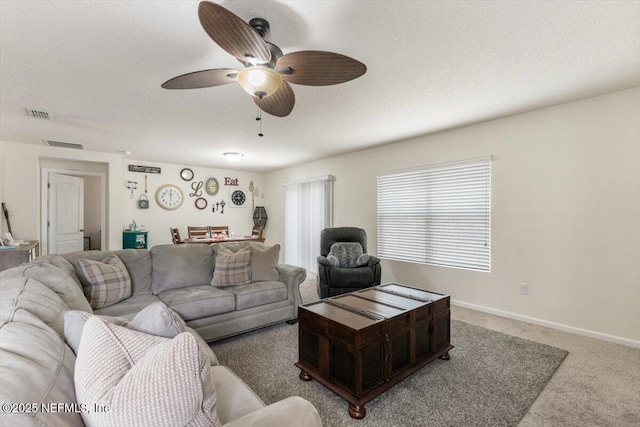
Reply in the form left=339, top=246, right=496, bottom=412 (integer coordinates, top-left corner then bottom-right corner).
left=211, top=314, right=568, bottom=426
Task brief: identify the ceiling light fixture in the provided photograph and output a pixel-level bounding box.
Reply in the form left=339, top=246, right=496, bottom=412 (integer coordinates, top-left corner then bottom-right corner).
left=236, top=67, right=282, bottom=99
left=223, top=152, right=244, bottom=162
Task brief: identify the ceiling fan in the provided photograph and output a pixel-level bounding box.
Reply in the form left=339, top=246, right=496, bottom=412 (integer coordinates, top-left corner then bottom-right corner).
left=162, top=1, right=367, bottom=117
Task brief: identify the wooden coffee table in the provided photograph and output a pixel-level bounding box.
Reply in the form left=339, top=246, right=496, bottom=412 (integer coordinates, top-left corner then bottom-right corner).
left=296, top=283, right=453, bottom=419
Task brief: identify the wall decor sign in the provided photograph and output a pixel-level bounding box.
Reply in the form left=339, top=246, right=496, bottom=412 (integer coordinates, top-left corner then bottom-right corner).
left=180, top=168, right=194, bottom=181
left=129, top=165, right=161, bottom=174
left=190, top=180, right=204, bottom=197
left=229, top=188, right=248, bottom=208
left=194, top=197, right=207, bottom=210
left=205, top=177, right=220, bottom=196
left=224, top=177, right=239, bottom=186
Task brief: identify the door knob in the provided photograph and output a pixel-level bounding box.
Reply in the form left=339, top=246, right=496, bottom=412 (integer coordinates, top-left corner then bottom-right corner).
left=80, top=229, right=85, bottom=232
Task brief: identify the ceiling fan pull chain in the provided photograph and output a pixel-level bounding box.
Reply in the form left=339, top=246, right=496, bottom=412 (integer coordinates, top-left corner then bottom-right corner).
left=256, top=102, right=264, bottom=137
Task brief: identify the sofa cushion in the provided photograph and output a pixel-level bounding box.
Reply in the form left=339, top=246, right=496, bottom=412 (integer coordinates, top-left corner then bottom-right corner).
left=75, top=317, right=221, bottom=427
left=64, top=306, right=219, bottom=366
left=251, top=244, right=280, bottom=282
left=76, top=253, right=132, bottom=309
left=210, top=365, right=264, bottom=425
left=35, top=254, right=83, bottom=286
left=158, top=285, right=235, bottom=321
left=1, top=261, right=93, bottom=313
left=151, top=244, right=215, bottom=294
left=93, top=294, right=161, bottom=318
left=225, top=281, right=288, bottom=311
left=0, top=276, right=67, bottom=338
left=212, top=246, right=252, bottom=286
left=328, top=265, right=374, bottom=288
left=0, top=307, right=83, bottom=427
left=63, top=249, right=153, bottom=295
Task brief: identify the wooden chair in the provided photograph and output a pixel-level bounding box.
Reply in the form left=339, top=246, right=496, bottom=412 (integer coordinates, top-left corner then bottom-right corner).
left=170, top=227, right=183, bottom=244
left=209, top=226, right=229, bottom=237
left=187, top=226, right=209, bottom=239
left=251, top=225, right=264, bottom=239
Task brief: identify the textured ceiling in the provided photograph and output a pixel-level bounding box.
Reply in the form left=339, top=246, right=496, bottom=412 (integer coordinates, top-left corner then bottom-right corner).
left=1, top=0, right=639, bottom=172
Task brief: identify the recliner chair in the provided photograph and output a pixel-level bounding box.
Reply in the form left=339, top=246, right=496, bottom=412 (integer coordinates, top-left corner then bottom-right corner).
left=317, top=227, right=381, bottom=298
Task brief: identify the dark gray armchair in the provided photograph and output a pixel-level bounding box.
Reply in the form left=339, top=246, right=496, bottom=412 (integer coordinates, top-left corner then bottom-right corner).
left=317, top=227, right=381, bottom=298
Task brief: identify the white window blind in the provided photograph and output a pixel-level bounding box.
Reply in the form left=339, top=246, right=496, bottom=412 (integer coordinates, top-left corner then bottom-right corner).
left=377, top=158, right=491, bottom=272
left=284, top=175, right=334, bottom=274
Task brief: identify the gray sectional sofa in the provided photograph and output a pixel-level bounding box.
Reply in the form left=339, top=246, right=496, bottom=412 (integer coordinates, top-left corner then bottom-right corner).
left=0, top=241, right=321, bottom=427
left=62, top=242, right=307, bottom=341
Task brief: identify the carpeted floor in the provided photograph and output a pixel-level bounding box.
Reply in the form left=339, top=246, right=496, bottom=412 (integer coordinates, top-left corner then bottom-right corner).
left=210, top=281, right=568, bottom=426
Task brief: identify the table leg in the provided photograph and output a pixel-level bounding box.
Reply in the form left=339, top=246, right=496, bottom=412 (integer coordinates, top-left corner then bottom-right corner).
left=299, top=370, right=312, bottom=381
left=348, top=404, right=366, bottom=419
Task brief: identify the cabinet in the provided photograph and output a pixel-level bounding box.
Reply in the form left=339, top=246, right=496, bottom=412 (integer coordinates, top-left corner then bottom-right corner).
left=0, top=241, right=40, bottom=272
left=123, top=231, right=148, bottom=249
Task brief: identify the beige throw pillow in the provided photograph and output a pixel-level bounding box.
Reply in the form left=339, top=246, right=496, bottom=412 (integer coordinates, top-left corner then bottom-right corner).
left=75, top=253, right=132, bottom=309
left=251, top=244, right=280, bottom=282
left=212, top=246, right=252, bottom=286
left=75, top=317, right=221, bottom=427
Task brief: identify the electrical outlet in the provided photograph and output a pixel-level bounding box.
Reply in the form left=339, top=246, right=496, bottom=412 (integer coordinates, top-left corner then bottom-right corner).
left=519, top=283, right=529, bottom=295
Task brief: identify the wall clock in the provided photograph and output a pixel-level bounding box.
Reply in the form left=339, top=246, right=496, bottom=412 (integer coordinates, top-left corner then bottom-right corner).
left=205, top=177, right=220, bottom=196
left=194, top=197, right=208, bottom=210
left=155, top=184, right=184, bottom=210
left=180, top=168, right=194, bottom=181
left=229, top=188, right=247, bottom=208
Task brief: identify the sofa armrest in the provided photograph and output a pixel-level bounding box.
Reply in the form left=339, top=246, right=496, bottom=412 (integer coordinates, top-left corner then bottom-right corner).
left=222, top=396, right=322, bottom=427
left=368, top=255, right=381, bottom=267
left=317, top=256, right=331, bottom=267
left=276, top=264, right=307, bottom=310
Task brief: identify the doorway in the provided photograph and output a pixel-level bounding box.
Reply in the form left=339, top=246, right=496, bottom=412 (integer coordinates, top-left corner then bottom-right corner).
left=41, top=166, right=107, bottom=255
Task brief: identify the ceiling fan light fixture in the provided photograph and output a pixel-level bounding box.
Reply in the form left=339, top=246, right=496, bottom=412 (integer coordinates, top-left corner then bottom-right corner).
left=237, top=67, right=282, bottom=98
left=223, top=152, right=244, bottom=162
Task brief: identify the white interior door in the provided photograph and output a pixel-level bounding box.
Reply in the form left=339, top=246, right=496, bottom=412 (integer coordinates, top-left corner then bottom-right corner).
left=49, top=173, right=84, bottom=254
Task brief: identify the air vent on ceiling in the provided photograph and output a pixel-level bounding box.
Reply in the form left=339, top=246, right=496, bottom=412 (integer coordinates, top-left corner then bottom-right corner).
left=25, top=108, right=50, bottom=120
left=42, top=139, right=84, bottom=150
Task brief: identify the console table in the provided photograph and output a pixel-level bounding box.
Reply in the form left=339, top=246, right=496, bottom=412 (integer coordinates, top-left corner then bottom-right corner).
left=0, top=240, right=40, bottom=272
left=296, top=283, right=453, bottom=419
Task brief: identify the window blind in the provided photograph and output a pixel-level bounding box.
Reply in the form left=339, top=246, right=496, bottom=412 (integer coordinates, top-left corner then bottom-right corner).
left=284, top=175, right=334, bottom=273
left=377, top=158, right=491, bottom=272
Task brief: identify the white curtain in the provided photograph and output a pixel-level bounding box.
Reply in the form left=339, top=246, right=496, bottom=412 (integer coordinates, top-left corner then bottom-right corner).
left=284, top=175, right=334, bottom=274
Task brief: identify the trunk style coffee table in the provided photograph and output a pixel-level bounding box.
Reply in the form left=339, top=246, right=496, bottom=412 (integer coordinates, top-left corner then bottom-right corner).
left=296, top=283, right=453, bottom=419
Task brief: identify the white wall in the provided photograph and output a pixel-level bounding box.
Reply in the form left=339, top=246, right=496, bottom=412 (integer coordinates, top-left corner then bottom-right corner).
left=122, top=160, right=266, bottom=248
left=0, top=141, right=124, bottom=250
left=264, top=87, right=640, bottom=344
left=0, top=142, right=271, bottom=252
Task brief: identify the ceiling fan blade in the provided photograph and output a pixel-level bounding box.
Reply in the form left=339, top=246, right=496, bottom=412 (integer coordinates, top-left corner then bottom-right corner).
left=161, top=68, right=238, bottom=89
left=198, top=1, right=271, bottom=64
left=276, top=51, right=366, bottom=86
left=253, top=81, right=295, bottom=117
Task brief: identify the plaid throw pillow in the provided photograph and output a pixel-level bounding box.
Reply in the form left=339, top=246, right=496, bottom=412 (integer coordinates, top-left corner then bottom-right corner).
left=76, top=253, right=132, bottom=309
left=211, top=246, right=252, bottom=286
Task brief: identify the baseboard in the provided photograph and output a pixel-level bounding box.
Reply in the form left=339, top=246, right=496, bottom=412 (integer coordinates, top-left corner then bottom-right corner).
left=451, top=299, right=640, bottom=349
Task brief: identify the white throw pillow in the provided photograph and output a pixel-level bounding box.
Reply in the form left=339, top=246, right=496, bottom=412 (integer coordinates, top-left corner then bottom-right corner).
left=75, top=317, right=221, bottom=427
